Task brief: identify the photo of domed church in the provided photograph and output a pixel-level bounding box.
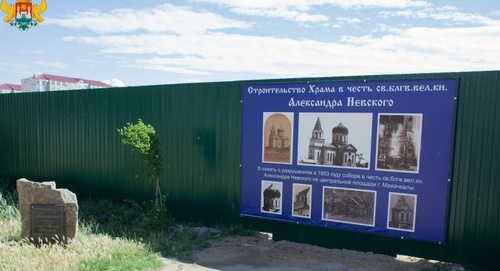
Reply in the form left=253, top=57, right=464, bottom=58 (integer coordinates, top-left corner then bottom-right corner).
left=297, top=113, right=372, bottom=169
left=262, top=112, right=294, bottom=164
left=376, top=114, right=422, bottom=173
left=261, top=180, right=283, bottom=214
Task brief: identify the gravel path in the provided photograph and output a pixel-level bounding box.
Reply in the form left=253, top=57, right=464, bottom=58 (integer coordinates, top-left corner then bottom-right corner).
left=155, top=232, right=463, bottom=271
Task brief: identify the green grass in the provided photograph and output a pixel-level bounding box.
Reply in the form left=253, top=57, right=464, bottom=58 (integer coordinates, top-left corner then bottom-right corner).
left=0, top=185, right=21, bottom=242
left=0, top=187, right=164, bottom=271
left=79, top=197, right=213, bottom=257
left=0, top=179, right=226, bottom=271
left=0, top=228, right=163, bottom=271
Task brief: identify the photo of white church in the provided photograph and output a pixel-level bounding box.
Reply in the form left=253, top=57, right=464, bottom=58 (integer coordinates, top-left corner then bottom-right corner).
left=297, top=113, right=372, bottom=169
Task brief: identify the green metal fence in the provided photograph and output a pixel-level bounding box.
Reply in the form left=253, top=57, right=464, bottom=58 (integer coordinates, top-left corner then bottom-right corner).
left=0, top=71, right=498, bottom=268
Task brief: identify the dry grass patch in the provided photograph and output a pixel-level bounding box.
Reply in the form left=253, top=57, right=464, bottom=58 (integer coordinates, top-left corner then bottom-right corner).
left=0, top=221, right=163, bottom=271
left=0, top=179, right=222, bottom=271
left=0, top=186, right=163, bottom=271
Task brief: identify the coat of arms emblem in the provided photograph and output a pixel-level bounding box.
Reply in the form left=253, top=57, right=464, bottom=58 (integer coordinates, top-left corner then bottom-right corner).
left=1, top=0, right=47, bottom=30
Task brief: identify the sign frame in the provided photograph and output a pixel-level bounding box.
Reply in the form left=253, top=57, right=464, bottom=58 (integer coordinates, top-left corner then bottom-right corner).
left=240, top=78, right=458, bottom=243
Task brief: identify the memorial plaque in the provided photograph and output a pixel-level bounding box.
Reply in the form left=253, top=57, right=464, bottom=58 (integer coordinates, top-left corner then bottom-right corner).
left=30, top=204, right=66, bottom=242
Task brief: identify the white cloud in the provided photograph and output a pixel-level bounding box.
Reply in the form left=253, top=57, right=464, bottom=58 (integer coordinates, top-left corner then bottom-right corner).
left=47, top=4, right=251, bottom=34
left=231, top=6, right=328, bottom=23
left=336, top=17, right=362, bottom=24
left=49, top=2, right=500, bottom=84
left=79, top=59, right=107, bottom=65
left=192, top=0, right=430, bottom=10
left=187, top=0, right=430, bottom=23
left=330, top=17, right=362, bottom=29
left=61, top=18, right=500, bottom=79
left=32, top=61, right=67, bottom=69
left=103, top=78, right=125, bottom=87
left=0, top=63, right=29, bottom=69
left=379, top=7, right=492, bottom=24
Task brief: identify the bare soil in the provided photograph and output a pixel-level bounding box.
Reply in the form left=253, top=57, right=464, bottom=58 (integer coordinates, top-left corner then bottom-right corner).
left=159, top=232, right=463, bottom=271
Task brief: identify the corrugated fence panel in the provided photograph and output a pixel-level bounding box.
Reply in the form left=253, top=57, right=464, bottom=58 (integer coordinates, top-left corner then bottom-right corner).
left=449, top=71, right=500, bottom=265
left=1, top=71, right=499, bottom=267
left=153, top=82, right=242, bottom=222
left=0, top=82, right=242, bottom=224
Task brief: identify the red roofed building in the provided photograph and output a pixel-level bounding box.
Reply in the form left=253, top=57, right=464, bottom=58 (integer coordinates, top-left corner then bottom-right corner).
left=0, top=83, right=22, bottom=94
left=21, top=73, right=112, bottom=92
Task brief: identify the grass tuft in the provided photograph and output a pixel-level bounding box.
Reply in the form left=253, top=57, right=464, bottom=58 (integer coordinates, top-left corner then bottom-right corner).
left=0, top=178, right=221, bottom=270
left=0, top=188, right=21, bottom=242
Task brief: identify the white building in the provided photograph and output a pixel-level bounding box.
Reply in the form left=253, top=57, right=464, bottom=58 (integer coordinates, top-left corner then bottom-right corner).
left=21, top=73, right=112, bottom=92
left=0, top=83, right=22, bottom=94
left=305, top=117, right=358, bottom=167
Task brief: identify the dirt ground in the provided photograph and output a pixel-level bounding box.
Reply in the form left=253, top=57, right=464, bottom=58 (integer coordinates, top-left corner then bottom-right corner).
left=159, top=232, right=464, bottom=271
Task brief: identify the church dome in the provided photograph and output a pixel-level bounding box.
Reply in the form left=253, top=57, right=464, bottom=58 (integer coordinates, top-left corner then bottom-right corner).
left=264, top=185, right=281, bottom=197
left=332, top=122, right=348, bottom=135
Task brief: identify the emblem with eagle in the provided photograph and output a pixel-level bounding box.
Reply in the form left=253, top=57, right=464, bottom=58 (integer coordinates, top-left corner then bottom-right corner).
left=1, top=0, right=47, bottom=30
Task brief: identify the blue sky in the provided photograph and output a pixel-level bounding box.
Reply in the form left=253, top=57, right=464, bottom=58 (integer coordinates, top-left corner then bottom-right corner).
left=1, top=0, right=499, bottom=87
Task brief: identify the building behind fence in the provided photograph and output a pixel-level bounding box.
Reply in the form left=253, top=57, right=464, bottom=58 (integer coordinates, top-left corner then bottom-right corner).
left=0, top=71, right=498, bottom=268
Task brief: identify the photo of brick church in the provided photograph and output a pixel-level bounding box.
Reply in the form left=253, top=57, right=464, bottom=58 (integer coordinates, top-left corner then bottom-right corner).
left=376, top=114, right=422, bottom=173
left=263, top=112, right=293, bottom=164
left=297, top=113, right=372, bottom=169
left=387, top=193, right=417, bottom=232
left=293, top=184, right=311, bottom=218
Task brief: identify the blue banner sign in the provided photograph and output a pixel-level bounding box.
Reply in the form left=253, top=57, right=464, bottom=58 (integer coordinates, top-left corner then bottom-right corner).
left=241, top=78, right=457, bottom=243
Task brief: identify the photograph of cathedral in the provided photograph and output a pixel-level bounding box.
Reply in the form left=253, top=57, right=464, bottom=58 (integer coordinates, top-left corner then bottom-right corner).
left=292, top=184, right=312, bottom=218
left=376, top=114, right=422, bottom=173
left=261, top=181, right=283, bottom=214
left=297, top=113, right=372, bottom=169
left=387, top=193, right=417, bottom=232
left=322, top=187, right=376, bottom=226
left=262, top=112, right=293, bottom=164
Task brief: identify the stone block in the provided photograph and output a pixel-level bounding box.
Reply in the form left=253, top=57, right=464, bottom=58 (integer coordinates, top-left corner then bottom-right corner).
left=16, top=178, right=78, bottom=243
